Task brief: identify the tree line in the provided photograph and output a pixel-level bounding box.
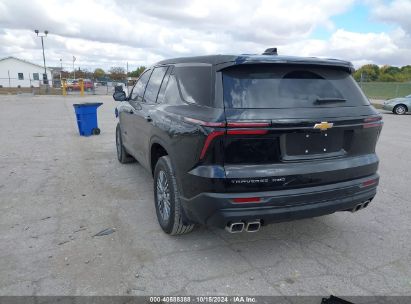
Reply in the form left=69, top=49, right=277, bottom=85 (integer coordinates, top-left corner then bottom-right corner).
left=354, top=64, right=411, bottom=82
left=61, top=66, right=146, bottom=81
left=65, top=64, right=411, bottom=83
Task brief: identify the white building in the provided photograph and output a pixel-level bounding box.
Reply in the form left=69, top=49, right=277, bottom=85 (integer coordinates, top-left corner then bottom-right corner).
left=0, top=57, right=53, bottom=88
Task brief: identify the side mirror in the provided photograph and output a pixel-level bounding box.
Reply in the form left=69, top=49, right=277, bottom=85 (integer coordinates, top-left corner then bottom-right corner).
left=113, top=91, right=126, bottom=102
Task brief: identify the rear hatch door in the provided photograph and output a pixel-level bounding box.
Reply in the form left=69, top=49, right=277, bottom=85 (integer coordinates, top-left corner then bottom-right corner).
left=221, top=64, right=382, bottom=192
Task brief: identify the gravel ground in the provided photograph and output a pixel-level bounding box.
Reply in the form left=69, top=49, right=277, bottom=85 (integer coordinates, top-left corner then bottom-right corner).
left=0, top=95, right=410, bottom=296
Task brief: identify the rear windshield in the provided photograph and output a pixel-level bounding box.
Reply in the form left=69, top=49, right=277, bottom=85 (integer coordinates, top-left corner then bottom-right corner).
left=222, top=65, right=369, bottom=109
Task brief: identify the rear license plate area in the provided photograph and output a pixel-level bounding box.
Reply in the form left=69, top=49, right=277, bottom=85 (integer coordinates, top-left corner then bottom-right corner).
left=284, top=130, right=344, bottom=157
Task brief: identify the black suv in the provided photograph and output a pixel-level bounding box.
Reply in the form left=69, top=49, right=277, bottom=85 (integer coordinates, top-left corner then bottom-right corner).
left=113, top=50, right=382, bottom=235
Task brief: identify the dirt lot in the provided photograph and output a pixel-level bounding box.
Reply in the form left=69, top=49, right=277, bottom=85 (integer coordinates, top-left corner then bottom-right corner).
left=0, top=95, right=410, bottom=296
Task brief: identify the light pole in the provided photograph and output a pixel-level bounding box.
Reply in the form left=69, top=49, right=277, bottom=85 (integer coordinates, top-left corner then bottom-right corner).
left=34, top=29, right=49, bottom=92
left=59, top=58, right=62, bottom=82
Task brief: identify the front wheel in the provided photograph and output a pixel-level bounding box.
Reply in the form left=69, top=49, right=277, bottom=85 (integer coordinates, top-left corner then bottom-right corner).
left=393, top=104, right=407, bottom=115
left=154, top=156, right=194, bottom=235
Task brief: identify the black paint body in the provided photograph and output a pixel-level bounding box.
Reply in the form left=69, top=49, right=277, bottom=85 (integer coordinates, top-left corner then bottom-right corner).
left=115, top=54, right=382, bottom=228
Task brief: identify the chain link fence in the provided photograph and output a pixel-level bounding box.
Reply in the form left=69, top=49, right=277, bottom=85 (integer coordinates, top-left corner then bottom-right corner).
left=0, top=77, right=131, bottom=96
left=359, top=82, right=411, bottom=99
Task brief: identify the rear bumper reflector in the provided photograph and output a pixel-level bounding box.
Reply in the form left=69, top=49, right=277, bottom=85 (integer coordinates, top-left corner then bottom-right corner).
left=361, top=178, right=378, bottom=188
left=232, top=197, right=261, bottom=203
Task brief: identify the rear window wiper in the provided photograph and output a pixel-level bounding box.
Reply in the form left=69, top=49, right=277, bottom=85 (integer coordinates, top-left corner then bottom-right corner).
left=315, top=97, right=347, bottom=104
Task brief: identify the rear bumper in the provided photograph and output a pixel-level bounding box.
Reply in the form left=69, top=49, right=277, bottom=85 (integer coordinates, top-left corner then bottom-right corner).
left=180, top=174, right=378, bottom=228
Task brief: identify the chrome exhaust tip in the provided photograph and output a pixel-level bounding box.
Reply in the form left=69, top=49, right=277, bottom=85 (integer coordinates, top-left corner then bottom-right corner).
left=245, top=221, right=261, bottom=232
left=351, top=200, right=372, bottom=212
left=225, top=222, right=245, bottom=233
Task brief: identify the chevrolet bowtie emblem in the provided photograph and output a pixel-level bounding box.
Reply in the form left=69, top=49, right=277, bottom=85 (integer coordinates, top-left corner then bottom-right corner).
left=313, top=121, right=334, bottom=131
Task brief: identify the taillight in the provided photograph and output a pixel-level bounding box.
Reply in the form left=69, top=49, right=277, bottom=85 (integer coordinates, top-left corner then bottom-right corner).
left=364, top=116, right=382, bottom=122
left=185, top=117, right=270, bottom=160
left=227, top=121, right=270, bottom=128
left=227, top=130, right=268, bottom=135
left=363, top=116, right=383, bottom=128
left=184, top=117, right=226, bottom=127
left=199, top=131, right=225, bottom=160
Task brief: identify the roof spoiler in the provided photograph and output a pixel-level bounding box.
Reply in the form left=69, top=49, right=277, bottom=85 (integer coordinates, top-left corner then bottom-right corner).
left=262, top=48, right=278, bottom=55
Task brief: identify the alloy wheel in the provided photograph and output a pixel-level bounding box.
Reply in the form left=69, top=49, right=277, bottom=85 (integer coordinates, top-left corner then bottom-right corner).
left=156, top=170, right=171, bottom=222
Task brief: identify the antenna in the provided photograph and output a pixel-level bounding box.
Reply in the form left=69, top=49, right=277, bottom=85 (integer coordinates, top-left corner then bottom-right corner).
left=262, top=48, right=278, bottom=55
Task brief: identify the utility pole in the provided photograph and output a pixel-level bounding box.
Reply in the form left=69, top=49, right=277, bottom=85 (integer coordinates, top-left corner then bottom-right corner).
left=73, top=56, right=76, bottom=79
left=126, top=62, right=129, bottom=94
left=34, top=29, right=49, bottom=92
left=59, top=58, right=62, bottom=82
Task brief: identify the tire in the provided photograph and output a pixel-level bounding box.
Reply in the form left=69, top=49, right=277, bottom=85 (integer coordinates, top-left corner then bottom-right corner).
left=116, top=123, right=136, bottom=164
left=393, top=104, right=407, bottom=115
left=92, top=128, right=100, bottom=135
left=154, top=156, right=195, bottom=235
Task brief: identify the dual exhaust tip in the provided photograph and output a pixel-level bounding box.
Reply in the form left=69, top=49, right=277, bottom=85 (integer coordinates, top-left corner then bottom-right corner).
left=351, top=200, right=371, bottom=213
left=225, top=220, right=261, bottom=233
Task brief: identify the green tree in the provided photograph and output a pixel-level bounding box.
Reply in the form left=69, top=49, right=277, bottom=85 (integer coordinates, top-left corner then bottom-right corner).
left=379, top=65, right=402, bottom=82
left=129, top=66, right=146, bottom=78
left=354, top=64, right=380, bottom=82
left=93, top=68, right=105, bottom=79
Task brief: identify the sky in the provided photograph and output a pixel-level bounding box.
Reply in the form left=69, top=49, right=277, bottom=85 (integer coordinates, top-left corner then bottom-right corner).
left=0, top=0, right=410, bottom=72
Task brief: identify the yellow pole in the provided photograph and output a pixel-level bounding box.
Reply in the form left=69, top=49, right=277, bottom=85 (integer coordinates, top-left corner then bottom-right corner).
left=62, top=79, right=67, bottom=96
left=79, top=78, right=84, bottom=97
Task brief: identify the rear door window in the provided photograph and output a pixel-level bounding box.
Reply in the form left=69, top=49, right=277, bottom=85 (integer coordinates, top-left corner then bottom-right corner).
left=222, top=65, right=369, bottom=109
left=143, top=66, right=168, bottom=104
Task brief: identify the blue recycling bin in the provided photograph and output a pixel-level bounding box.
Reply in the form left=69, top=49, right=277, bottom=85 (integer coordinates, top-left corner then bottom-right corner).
left=73, top=103, right=103, bottom=136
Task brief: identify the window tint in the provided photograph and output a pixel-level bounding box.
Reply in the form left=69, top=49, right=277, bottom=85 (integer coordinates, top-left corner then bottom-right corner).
left=223, top=65, right=369, bottom=109
left=130, top=70, right=151, bottom=102
left=174, top=66, right=212, bottom=106
left=143, top=67, right=168, bottom=103
left=18, top=73, right=24, bottom=80
left=33, top=73, right=39, bottom=80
